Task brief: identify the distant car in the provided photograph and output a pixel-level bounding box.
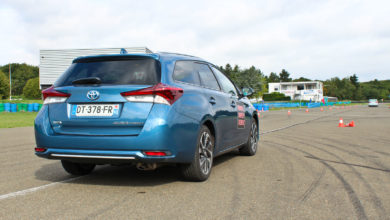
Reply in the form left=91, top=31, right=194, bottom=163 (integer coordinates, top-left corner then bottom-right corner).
left=34, top=51, right=259, bottom=181
left=368, top=99, right=378, bottom=107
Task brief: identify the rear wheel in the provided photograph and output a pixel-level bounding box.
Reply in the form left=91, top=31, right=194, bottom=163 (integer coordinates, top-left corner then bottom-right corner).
left=61, top=160, right=96, bottom=175
left=180, top=125, right=214, bottom=181
left=239, top=119, right=258, bottom=156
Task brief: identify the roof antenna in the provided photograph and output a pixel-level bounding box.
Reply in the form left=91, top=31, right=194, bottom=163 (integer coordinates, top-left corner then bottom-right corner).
left=120, top=48, right=128, bottom=54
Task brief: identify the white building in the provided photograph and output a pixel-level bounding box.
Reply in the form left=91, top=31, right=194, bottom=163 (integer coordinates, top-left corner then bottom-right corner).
left=268, top=81, right=323, bottom=102
left=39, top=47, right=152, bottom=89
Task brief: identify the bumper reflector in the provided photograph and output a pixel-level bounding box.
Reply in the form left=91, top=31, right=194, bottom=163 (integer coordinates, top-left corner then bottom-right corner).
left=143, top=151, right=167, bottom=156
left=35, top=147, right=46, bottom=152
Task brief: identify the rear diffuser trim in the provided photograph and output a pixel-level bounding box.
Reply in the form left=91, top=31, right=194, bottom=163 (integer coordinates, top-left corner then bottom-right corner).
left=51, top=154, right=135, bottom=160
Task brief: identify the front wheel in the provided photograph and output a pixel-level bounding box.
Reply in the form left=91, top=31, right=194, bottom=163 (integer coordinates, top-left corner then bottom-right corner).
left=180, top=125, right=214, bottom=182
left=61, top=160, right=96, bottom=176
left=239, top=119, right=258, bottom=156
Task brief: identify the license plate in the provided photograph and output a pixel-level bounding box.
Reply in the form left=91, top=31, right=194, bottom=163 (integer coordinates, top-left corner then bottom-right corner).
left=71, top=104, right=119, bottom=117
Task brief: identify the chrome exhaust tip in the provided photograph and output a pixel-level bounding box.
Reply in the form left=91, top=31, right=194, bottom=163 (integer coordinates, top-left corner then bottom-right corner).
left=136, top=163, right=157, bottom=171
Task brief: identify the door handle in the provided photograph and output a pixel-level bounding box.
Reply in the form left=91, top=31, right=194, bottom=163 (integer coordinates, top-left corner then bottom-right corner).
left=209, top=97, right=216, bottom=105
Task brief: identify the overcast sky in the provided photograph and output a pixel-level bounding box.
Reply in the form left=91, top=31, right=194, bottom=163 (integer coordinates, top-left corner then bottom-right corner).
left=1, top=0, right=389, bottom=82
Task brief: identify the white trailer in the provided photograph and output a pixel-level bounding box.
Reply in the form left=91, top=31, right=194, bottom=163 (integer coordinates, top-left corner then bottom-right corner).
left=39, top=47, right=152, bottom=89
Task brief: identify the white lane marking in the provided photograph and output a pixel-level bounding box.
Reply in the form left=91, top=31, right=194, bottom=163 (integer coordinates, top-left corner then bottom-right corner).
left=0, top=177, right=82, bottom=201
left=260, top=109, right=352, bottom=135
left=261, top=115, right=329, bottom=135
left=331, top=114, right=390, bottom=118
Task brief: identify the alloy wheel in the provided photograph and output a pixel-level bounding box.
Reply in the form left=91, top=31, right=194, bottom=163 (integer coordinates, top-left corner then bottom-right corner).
left=199, top=131, right=213, bottom=175
left=250, top=123, right=258, bottom=152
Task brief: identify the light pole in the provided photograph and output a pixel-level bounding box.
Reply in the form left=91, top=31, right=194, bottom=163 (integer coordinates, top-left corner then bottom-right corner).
left=9, top=64, right=12, bottom=100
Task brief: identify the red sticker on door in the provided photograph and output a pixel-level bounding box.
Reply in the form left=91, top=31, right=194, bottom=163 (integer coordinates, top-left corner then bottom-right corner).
left=237, top=102, right=245, bottom=129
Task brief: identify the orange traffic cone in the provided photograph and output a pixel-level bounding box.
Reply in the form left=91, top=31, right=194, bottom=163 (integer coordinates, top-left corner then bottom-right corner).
left=329, top=107, right=332, bottom=110
left=347, top=121, right=355, bottom=127
left=320, top=107, right=324, bottom=112
left=338, top=118, right=345, bottom=127
left=288, top=110, right=291, bottom=116
left=305, top=108, right=309, bottom=113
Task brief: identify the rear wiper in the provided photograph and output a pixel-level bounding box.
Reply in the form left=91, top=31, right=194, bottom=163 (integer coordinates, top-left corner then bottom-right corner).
left=72, top=77, right=101, bottom=85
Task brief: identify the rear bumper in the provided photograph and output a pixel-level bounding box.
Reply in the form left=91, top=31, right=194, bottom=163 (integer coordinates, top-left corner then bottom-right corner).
left=34, top=104, right=200, bottom=164
left=35, top=148, right=176, bottom=164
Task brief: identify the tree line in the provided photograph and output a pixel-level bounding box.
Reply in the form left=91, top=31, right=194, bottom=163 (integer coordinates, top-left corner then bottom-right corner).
left=0, top=63, right=39, bottom=99
left=0, top=62, right=389, bottom=100
left=220, top=64, right=389, bottom=100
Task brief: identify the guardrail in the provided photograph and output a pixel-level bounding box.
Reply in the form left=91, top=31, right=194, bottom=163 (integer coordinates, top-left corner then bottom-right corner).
left=0, top=103, right=42, bottom=112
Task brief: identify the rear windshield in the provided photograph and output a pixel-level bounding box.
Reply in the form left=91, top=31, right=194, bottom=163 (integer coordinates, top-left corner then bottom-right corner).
left=54, top=57, right=161, bottom=86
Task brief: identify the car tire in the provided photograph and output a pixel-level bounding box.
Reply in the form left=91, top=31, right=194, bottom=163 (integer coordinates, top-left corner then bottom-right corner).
left=239, top=119, right=258, bottom=156
left=61, top=160, right=96, bottom=176
left=180, top=125, right=214, bottom=182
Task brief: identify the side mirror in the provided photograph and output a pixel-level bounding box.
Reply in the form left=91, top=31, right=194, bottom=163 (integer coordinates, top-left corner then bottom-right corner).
left=242, top=87, right=254, bottom=97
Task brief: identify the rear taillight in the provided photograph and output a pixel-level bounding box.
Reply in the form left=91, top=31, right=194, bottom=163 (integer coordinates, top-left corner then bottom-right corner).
left=121, top=83, right=183, bottom=105
left=42, top=86, right=70, bottom=104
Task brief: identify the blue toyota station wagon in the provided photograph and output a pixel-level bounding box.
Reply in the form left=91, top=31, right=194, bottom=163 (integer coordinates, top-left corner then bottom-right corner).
left=34, top=51, right=259, bottom=181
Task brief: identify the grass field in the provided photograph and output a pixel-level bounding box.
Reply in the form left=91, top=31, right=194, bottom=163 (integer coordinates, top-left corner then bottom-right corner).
left=0, top=112, right=38, bottom=128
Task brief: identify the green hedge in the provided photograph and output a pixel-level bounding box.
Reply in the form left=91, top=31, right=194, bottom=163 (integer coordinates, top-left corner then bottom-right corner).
left=263, top=92, right=291, bottom=101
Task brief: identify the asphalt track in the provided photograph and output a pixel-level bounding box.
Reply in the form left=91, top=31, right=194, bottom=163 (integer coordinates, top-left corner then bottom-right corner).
left=0, top=104, right=389, bottom=219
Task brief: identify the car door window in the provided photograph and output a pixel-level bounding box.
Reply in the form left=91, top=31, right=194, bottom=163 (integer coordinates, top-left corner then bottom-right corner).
left=196, top=63, right=220, bottom=90
left=210, top=66, right=237, bottom=96
left=173, top=61, right=201, bottom=85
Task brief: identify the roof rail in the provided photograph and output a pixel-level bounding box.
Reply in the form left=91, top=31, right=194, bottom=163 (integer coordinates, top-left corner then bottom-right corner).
left=158, top=51, right=199, bottom=58
left=143, top=47, right=154, bottom=54
left=40, top=47, right=153, bottom=54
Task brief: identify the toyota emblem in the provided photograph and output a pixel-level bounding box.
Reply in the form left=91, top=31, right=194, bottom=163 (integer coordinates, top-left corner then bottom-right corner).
left=86, top=90, right=100, bottom=100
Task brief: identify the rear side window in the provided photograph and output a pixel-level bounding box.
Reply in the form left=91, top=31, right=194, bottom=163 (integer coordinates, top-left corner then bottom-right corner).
left=173, top=61, right=200, bottom=85
left=196, top=63, right=220, bottom=90
left=54, top=57, right=161, bottom=86
left=210, top=66, right=238, bottom=96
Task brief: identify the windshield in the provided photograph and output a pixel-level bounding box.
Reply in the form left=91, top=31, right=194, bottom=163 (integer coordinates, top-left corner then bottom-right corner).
left=54, top=57, right=161, bottom=86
